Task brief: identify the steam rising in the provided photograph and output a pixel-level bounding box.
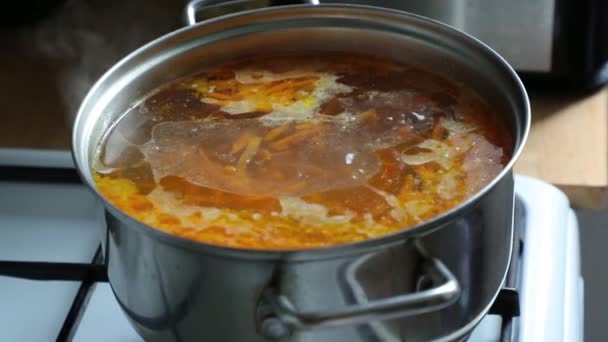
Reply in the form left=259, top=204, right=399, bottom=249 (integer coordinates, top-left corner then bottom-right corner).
left=32, top=0, right=182, bottom=122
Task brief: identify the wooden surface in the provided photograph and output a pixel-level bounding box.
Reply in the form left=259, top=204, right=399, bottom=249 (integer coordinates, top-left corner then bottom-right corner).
left=0, top=32, right=71, bottom=150
left=514, top=88, right=608, bottom=209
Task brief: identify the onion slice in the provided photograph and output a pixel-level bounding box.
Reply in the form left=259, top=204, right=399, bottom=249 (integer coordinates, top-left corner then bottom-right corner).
left=400, top=152, right=436, bottom=166
left=400, top=139, right=454, bottom=169
left=441, top=118, right=476, bottom=135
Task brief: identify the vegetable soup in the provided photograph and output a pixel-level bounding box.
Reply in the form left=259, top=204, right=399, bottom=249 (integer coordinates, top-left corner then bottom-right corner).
left=93, top=54, right=511, bottom=250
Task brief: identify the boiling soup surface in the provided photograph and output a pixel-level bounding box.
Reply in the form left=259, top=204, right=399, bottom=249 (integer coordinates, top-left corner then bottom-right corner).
left=93, top=54, right=511, bottom=250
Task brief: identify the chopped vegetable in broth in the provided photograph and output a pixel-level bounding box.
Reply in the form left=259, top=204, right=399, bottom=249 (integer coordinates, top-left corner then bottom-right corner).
left=93, top=54, right=511, bottom=250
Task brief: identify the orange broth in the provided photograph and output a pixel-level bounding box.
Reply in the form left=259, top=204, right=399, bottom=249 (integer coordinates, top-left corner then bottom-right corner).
left=93, top=54, right=511, bottom=250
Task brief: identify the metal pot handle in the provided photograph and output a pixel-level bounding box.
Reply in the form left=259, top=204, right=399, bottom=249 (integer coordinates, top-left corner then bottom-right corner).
left=184, top=0, right=319, bottom=26
left=258, top=254, right=460, bottom=339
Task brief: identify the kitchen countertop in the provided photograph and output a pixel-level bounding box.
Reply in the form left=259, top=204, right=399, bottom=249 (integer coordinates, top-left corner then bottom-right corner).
left=515, top=88, right=608, bottom=209
left=0, top=31, right=70, bottom=150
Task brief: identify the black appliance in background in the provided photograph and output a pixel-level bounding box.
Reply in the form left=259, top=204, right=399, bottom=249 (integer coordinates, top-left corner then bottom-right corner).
left=521, top=0, right=608, bottom=92
left=288, top=0, right=608, bottom=92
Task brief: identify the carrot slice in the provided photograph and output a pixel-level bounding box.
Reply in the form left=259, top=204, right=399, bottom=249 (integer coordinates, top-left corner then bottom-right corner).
left=236, top=137, right=262, bottom=176
left=358, top=108, right=378, bottom=123
left=432, top=123, right=447, bottom=140
left=270, top=128, right=318, bottom=151
left=263, top=125, right=290, bottom=141
left=231, top=132, right=254, bottom=154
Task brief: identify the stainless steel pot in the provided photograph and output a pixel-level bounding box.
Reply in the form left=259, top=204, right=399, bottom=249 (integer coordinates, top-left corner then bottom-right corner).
left=72, top=4, right=530, bottom=341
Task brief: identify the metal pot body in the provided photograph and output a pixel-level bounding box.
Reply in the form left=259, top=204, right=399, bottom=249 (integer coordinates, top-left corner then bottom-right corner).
left=73, top=5, right=529, bottom=342
left=103, top=174, right=514, bottom=341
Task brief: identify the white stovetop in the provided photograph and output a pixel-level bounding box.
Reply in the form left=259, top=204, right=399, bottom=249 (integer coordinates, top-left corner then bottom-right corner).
left=0, top=181, right=101, bottom=341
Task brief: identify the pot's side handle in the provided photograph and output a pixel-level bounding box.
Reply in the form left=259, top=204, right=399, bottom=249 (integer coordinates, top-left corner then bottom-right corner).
left=258, top=256, right=460, bottom=339
left=183, top=0, right=319, bottom=26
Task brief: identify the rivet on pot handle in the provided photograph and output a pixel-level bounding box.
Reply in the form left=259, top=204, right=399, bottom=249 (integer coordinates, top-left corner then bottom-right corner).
left=184, top=0, right=321, bottom=26
left=258, top=256, right=460, bottom=338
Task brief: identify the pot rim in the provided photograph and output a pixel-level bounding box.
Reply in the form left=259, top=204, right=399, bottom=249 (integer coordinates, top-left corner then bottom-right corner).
left=72, top=4, right=530, bottom=261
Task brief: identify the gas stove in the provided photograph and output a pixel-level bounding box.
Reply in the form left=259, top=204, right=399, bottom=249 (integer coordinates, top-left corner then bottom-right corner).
left=0, top=149, right=583, bottom=342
